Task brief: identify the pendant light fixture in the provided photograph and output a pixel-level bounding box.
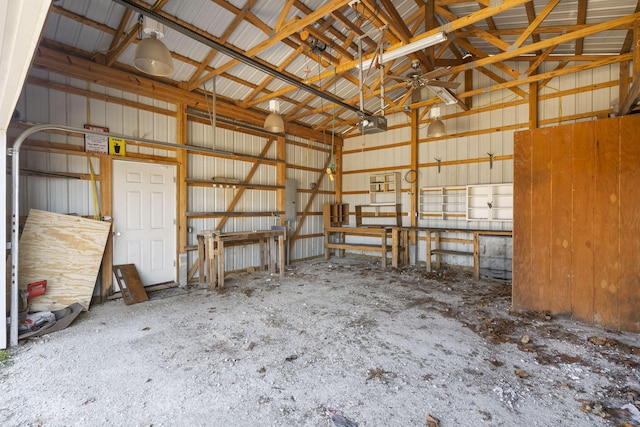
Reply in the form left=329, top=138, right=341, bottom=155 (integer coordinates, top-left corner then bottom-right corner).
left=133, top=15, right=174, bottom=77
left=264, top=100, right=285, bottom=133
left=427, top=106, right=446, bottom=137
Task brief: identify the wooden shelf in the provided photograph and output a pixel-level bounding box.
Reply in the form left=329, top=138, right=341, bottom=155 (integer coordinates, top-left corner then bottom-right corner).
left=369, top=172, right=401, bottom=205
left=323, top=203, right=349, bottom=228
left=467, top=184, right=513, bottom=221
left=420, top=186, right=466, bottom=219
left=420, top=184, right=513, bottom=222
left=355, top=204, right=402, bottom=227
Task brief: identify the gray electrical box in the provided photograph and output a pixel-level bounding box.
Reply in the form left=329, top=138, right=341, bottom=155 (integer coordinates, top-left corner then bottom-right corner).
left=285, top=179, right=297, bottom=221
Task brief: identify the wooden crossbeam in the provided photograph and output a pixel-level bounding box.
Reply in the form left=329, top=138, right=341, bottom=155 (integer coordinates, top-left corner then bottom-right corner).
left=289, top=154, right=330, bottom=243
left=512, top=0, right=560, bottom=49
left=618, top=71, right=640, bottom=116
left=216, top=138, right=276, bottom=231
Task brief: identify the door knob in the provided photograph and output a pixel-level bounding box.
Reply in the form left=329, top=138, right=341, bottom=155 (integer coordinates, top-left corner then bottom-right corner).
left=115, top=231, right=121, bottom=236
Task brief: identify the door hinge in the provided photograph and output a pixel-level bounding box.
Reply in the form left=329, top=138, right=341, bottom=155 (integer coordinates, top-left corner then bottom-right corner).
left=173, top=218, right=176, bottom=225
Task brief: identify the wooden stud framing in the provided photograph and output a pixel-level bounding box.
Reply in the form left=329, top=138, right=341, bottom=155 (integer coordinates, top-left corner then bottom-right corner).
left=99, top=156, right=113, bottom=302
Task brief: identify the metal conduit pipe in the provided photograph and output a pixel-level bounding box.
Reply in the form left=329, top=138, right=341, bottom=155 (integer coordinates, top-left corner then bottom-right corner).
left=9, top=123, right=224, bottom=346
left=110, top=0, right=363, bottom=115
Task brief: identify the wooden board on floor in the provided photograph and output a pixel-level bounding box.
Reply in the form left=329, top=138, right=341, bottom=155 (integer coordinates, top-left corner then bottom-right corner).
left=18, top=209, right=111, bottom=312
left=112, top=264, right=148, bottom=305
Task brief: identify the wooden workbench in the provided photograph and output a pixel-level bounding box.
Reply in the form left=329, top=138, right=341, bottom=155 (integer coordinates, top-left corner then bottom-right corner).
left=324, top=226, right=407, bottom=268
left=405, top=227, right=512, bottom=280
left=197, top=229, right=285, bottom=289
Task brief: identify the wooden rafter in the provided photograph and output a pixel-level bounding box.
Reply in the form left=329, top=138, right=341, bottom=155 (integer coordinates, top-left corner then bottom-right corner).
left=523, top=2, right=542, bottom=52
left=105, top=8, right=132, bottom=65
left=274, top=0, right=296, bottom=32
left=512, top=0, right=560, bottom=49
left=402, top=12, right=640, bottom=85
left=194, top=0, right=353, bottom=86
left=525, top=45, right=558, bottom=76
left=620, top=0, right=640, bottom=54
left=618, top=71, right=640, bottom=115
left=574, top=0, right=588, bottom=55
left=188, top=0, right=256, bottom=90
left=41, top=0, right=640, bottom=135
left=105, top=0, right=169, bottom=66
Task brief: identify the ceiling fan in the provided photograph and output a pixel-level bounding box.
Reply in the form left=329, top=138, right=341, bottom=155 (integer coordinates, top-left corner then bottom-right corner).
left=387, top=60, right=460, bottom=104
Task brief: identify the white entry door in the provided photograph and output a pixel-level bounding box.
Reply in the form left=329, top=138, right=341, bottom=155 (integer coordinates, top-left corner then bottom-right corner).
left=113, top=161, right=176, bottom=286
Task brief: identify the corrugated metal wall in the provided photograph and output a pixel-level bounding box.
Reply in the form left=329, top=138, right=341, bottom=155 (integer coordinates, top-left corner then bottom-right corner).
left=12, top=70, right=334, bottom=276
left=11, top=60, right=621, bottom=275
left=341, top=62, right=620, bottom=268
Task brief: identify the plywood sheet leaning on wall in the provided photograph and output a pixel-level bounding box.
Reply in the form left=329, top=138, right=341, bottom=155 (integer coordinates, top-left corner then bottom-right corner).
left=18, top=209, right=111, bottom=312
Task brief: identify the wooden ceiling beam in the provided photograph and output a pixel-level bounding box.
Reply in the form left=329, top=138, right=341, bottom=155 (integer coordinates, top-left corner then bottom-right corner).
left=436, top=6, right=510, bottom=52
left=512, top=0, right=560, bottom=49
left=453, top=38, right=520, bottom=80
left=525, top=45, right=558, bottom=76
left=523, top=2, right=542, bottom=54
left=107, top=0, right=169, bottom=66
left=293, top=2, right=356, bottom=51
left=307, top=0, right=533, bottom=89
left=105, top=8, right=133, bottom=65
left=192, top=0, right=353, bottom=88
left=620, top=0, right=640, bottom=54
left=331, top=10, right=377, bottom=50
left=404, top=12, right=640, bottom=84
left=486, top=23, right=632, bottom=37
left=274, top=0, right=296, bottom=32
left=49, top=4, right=115, bottom=34
left=298, top=25, right=353, bottom=60
left=458, top=53, right=631, bottom=100
left=187, top=0, right=256, bottom=90
left=574, top=0, right=588, bottom=55
left=476, top=66, right=528, bottom=99
left=242, top=45, right=304, bottom=107
left=379, top=0, right=415, bottom=43
left=618, top=71, right=640, bottom=115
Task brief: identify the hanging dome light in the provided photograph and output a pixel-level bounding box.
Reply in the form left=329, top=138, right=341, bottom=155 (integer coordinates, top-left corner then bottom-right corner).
left=264, top=100, right=285, bottom=133
left=133, top=16, right=174, bottom=77
left=427, top=106, right=446, bottom=137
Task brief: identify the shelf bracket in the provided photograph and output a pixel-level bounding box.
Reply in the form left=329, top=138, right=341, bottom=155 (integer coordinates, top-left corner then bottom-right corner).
left=434, top=158, right=441, bottom=173
left=487, top=152, right=494, bottom=169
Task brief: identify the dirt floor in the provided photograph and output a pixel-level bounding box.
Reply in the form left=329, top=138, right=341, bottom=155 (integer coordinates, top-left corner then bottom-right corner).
left=2, top=257, right=640, bottom=426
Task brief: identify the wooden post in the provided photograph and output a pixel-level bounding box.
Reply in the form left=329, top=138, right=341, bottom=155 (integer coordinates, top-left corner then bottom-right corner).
left=465, top=69, right=473, bottom=110
left=197, top=234, right=205, bottom=286
left=380, top=228, right=387, bottom=268
left=473, top=232, right=480, bottom=280
left=434, top=231, right=441, bottom=269
left=335, top=144, right=343, bottom=204
left=177, top=103, right=188, bottom=285
left=392, top=228, right=400, bottom=268
left=620, top=61, right=630, bottom=110
left=529, top=82, right=538, bottom=129
left=324, top=230, right=330, bottom=259
left=99, top=157, right=113, bottom=302
left=277, top=136, right=286, bottom=227
left=410, top=109, right=419, bottom=240
left=426, top=230, right=432, bottom=272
